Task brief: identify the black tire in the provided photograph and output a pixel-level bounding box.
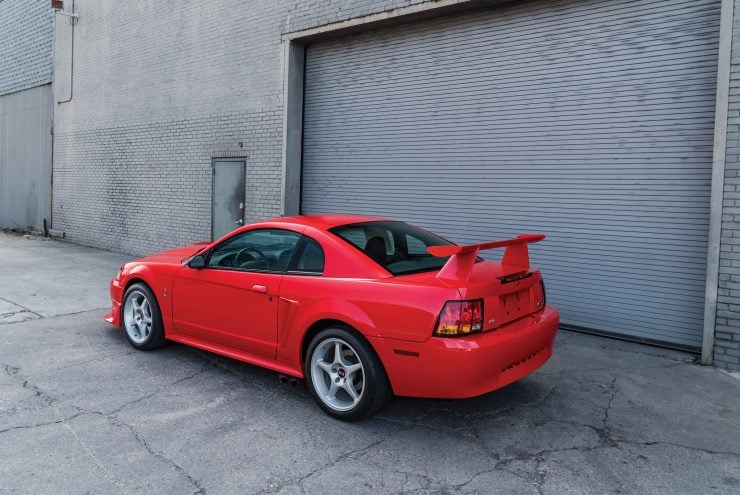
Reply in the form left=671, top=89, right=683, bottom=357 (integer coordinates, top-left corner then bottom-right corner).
left=121, top=282, right=167, bottom=350
left=304, top=326, right=391, bottom=421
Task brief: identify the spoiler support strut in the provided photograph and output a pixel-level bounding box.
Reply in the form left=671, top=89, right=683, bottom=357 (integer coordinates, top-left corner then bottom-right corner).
left=427, top=234, right=545, bottom=282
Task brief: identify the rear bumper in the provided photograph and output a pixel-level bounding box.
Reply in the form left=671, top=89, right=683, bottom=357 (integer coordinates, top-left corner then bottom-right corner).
left=369, top=306, right=559, bottom=399
left=103, top=278, right=123, bottom=327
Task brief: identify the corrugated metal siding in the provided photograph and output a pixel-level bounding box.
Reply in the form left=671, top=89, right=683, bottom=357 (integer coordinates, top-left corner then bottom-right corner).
left=0, top=84, right=53, bottom=230
left=301, top=0, right=721, bottom=349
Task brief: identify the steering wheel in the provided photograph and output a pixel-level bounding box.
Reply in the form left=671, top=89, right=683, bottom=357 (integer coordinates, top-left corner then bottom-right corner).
left=234, top=247, right=268, bottom=268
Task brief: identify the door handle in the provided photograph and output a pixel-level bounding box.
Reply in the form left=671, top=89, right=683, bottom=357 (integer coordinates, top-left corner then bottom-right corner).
left=235, top=219, right=244, bottom=225
left=250, top=284, right=268, bottom=293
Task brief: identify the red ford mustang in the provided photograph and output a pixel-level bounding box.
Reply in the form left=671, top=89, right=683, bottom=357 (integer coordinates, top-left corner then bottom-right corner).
left=105, top=215, right=559, bottom=420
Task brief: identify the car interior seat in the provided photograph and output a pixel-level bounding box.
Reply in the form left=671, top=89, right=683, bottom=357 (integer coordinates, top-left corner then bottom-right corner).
left=364, top=236, right=388, bottom=265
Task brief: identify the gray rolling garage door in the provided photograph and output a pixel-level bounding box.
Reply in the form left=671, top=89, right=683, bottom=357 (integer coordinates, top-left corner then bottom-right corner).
left=301, top=0, right=721, bottom=350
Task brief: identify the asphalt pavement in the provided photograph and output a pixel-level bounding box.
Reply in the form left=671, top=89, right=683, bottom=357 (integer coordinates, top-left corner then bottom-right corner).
left=0, top=232, right=738, bottom=494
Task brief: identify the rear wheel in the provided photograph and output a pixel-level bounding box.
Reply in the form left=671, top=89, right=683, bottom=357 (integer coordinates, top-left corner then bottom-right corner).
left=305, top=327, right=391, bottom=420
left=122, top=283, right=166, bottom=350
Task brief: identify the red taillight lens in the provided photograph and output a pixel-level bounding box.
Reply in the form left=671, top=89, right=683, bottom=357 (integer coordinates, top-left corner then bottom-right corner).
left=534, top=279, right=546, bottom=310
left=434, top=300, right=484, bottom=336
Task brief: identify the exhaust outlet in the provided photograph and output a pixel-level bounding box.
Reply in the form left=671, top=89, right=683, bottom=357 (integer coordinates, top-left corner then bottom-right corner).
left=278, top=374, right=289, bottom=385
left=289, top=378, right=300, bottom=388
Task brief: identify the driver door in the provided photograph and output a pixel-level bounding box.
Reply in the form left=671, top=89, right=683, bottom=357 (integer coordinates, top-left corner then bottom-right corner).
left=172, top=228, right=301, bottom=358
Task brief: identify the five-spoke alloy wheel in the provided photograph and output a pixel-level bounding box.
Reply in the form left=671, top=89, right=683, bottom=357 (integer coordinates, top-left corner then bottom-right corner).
left=305, top=327, right=390, bottom=420
left=310, top=338, right=365, bottom=412
left=122, top=283, right=166, bottom=350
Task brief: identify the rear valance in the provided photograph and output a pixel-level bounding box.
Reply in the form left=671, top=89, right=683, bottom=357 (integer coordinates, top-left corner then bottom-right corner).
left=428, top=234, right=545, bottom=282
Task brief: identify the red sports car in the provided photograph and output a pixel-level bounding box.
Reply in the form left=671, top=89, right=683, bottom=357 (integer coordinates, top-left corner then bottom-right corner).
left=105, top=215, right=559, bottom=420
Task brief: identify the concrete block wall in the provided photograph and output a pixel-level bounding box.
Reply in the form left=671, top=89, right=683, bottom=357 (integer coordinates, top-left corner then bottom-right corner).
left=52, top=0, right=417, bottom=256
left=0, top=0, right=53, bottom=96
left=715, top=0, right=740, bottom=371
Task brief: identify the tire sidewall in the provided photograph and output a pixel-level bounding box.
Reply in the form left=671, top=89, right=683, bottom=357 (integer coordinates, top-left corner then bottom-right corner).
left=122, top=282, right=164, bottom=350
left=304, top=327, right=387, bottom=421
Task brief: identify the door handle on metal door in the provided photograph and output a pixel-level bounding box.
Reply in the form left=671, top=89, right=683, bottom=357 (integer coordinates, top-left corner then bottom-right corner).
left=235, top=219, right=244, bottom=225
left=250, top=284, right=268, bottom=293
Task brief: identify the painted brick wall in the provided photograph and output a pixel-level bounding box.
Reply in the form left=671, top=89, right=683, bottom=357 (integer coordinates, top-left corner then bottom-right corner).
left=0, top=0, right=53, bottom=95
left=715, top=0, right=740, bottom=371
left=52, top=0, right=418, bottom=256
left=286, top=0, right=428, bottom=31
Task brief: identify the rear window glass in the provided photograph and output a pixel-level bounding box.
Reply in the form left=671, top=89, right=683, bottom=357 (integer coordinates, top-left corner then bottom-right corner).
left=330, top=221, right=454, bottom=275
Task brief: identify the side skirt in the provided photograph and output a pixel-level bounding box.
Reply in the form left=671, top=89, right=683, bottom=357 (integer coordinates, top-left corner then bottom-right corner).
left=167, top=334, right=304, bottom=378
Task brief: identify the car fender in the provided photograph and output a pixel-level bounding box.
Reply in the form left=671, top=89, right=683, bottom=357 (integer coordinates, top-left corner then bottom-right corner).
left=277, top=297, right=378, bottom=368
left=122, top=264, right=175, bottom=336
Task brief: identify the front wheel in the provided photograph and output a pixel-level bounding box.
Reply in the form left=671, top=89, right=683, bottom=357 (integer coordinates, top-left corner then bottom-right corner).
left=305, top=327, right=391, bottom=421
left=122, top=283, right=166, bottom=350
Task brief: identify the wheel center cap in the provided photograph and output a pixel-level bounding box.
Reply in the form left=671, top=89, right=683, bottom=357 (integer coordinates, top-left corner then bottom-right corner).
left=337, top=368, right=346, bottom=378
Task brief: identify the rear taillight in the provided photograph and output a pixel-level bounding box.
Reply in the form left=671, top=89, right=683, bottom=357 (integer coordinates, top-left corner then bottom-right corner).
left=434, top=300, right=484, bottom=337
left=535, top=279, right=546, bottom=309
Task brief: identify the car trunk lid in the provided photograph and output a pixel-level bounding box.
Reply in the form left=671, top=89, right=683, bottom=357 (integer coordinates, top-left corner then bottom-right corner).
left=427, top=234, right=547, bottom=331
left=460, top=262, right=544, bottom=331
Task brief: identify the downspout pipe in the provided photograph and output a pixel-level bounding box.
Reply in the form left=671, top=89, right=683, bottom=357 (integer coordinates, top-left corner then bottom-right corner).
left=57, top=0, right=76, bottom=104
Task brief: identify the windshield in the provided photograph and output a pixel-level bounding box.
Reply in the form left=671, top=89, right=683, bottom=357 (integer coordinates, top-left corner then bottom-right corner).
left=330, top=221, right=454, bottom=275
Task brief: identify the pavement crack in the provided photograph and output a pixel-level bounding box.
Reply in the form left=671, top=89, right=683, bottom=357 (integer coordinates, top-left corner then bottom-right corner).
left=104, top=414, right=206, bottom=494
left=1, top=363, right=56, bottom=407
left=619, top=439, right=740, bottom=458
left=0, top=410, right=88, bottom=435
left=0, top=364, right=127, bottom=493
left=594, top=375, right=620, bottom=447
left=0, top=295, right=43, bottom=318
left=255, top=437, right=388, bottom=494
left=103, top=366, right=210, bottom=416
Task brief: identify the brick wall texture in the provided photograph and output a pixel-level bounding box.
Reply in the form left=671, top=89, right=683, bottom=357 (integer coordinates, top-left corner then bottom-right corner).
left=52, top=0, right=423, bottom=256
left=51, top=0, right=739, bottom=369
left=0, top=0, right=53, bottom=96
left=714, top=0, right=740, bottom=370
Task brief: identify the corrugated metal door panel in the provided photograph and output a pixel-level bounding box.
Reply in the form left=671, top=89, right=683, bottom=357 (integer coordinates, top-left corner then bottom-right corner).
left=0, top=84, right=52, bottom=231
left=301, top=0, right=721, bottom=349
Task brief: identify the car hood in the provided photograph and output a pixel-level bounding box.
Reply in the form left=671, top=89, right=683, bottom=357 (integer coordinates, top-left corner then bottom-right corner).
left=139, top=242, right=211, bottom=265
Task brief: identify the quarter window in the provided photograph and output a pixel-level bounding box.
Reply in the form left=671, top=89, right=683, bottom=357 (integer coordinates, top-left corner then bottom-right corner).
left=288, top=237, right=325, bottom=275
left=207, top=229, right=301, bottom=272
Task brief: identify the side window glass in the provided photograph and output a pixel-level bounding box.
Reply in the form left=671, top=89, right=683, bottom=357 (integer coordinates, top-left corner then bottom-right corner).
left=289, top=237, right=325, bottom=275
left=207, top=229, right=301, bottom=272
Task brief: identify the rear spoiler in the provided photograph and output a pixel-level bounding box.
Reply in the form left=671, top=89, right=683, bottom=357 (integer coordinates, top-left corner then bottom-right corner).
left=427, top=234, right=545, bottom=282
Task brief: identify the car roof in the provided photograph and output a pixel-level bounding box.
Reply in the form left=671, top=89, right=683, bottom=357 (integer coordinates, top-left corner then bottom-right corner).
left=266, top=214, right=390, bottom=230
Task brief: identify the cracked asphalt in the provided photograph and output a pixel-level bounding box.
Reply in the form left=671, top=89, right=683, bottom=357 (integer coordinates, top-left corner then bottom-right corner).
left=1, top=232, right=739, bottom=494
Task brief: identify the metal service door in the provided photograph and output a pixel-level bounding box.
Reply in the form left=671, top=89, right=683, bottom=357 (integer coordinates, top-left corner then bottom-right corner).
left=212, top=160, right=245, bottom=240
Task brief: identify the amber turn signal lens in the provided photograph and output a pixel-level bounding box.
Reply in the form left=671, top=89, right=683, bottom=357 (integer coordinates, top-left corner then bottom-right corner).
left=434, top=300, right=484, bottom=336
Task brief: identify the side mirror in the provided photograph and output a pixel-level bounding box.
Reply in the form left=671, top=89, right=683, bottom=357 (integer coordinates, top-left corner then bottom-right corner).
left=188, top=255, right=205, bottom=269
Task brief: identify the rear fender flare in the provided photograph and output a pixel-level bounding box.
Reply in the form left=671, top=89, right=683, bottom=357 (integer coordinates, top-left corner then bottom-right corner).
left=281, top=298, right=378, bottom=367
